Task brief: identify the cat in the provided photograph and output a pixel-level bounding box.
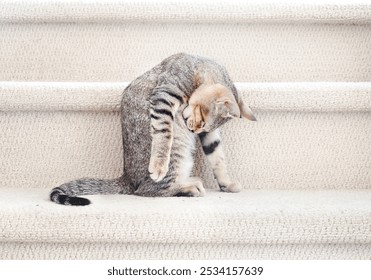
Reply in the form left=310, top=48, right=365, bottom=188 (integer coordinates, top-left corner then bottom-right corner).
left=50, top=53, right=256, bottom=206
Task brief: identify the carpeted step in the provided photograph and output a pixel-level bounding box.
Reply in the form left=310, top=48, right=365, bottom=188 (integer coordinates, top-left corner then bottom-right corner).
left=0, top=188, right=370, bottom=259
left=0, top=82, right=370, bottom=190
left=0, top=1, right=370, bottom=82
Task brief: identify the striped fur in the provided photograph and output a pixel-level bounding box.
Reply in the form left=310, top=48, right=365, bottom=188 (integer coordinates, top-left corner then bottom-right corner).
left=50, top=53, right=255, bottom=205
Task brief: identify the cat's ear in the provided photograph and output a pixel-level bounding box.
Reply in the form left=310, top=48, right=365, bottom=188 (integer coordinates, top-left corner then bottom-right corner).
left=238, top=98, right=256, bottom=121
left=216, top=97, right=240, bottom=118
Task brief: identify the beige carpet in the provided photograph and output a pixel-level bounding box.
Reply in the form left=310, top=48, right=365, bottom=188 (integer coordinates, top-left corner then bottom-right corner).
left=0, top=0, right=370, bottom=259
left=0, top=188, right=370, bottom=259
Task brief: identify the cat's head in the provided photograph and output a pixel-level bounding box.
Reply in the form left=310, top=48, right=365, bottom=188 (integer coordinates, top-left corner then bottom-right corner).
left=182, top=83, right=256, bottom=134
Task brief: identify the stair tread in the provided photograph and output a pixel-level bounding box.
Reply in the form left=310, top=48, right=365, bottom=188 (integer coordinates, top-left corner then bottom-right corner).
left=1, top=82, right=370, bottom=190
left=1, top=188, right=370, bottom=244
left=1, top=1, right=370, bottom=24
left=1, top=81, right=371, bottom=112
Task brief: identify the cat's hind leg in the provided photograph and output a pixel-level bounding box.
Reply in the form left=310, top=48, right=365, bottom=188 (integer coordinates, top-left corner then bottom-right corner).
left=158, top=179, right=206, bottom=197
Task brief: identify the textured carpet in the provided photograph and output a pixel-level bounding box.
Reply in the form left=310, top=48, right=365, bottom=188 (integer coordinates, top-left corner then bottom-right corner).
left=0, top=188, right=370, bottom=259
left=1, top=82, right=370, bottom=190
left=1, top=0, right=370, bottom=260
left=1, top=2, right=371, bottom=82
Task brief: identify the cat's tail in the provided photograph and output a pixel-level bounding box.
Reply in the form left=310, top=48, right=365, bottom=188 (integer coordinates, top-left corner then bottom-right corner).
left=50, top=177, right=127, bottom=206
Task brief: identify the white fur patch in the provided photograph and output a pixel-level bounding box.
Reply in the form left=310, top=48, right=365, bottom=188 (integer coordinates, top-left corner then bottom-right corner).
left=175, top=130, right=196, bottom=184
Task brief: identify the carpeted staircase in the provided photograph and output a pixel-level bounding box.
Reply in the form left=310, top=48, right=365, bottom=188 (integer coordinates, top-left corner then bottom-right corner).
left=0, top=0, right=370, bottom=259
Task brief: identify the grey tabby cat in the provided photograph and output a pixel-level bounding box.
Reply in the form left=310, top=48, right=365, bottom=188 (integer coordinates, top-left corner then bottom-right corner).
left=50, top=53, right=256, bottom=206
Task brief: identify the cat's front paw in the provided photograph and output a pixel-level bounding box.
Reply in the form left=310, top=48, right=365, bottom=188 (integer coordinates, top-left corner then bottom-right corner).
left=219, top=181, right=242, bottom=193
left=148, top=157, right=169, bottom=182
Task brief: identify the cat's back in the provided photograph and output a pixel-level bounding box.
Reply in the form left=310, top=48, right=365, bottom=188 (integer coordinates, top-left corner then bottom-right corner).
left=122, top=65, right=160, bottom=105
left=122, top=52, right=223, bottom=99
